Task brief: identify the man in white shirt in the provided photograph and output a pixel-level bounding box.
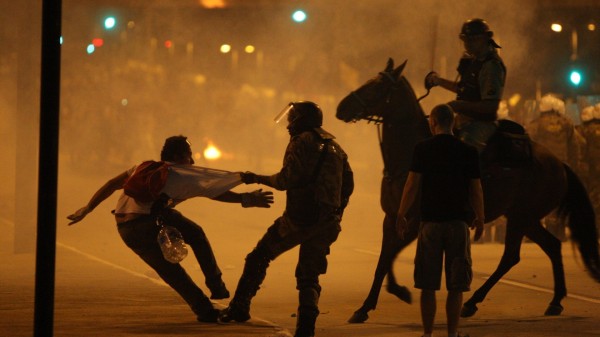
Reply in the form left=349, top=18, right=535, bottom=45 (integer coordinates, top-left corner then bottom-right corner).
left=67, top=135, right=273, bottom=323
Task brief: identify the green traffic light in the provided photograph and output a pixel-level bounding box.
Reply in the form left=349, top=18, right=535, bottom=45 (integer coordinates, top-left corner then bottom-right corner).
left=104, top=16, right=116, bottom=30
left=569, top=70, right=582, bottom=86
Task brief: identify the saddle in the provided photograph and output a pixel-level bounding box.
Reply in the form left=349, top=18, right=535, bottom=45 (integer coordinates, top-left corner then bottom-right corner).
left=481, top=119, right=532, bottom=168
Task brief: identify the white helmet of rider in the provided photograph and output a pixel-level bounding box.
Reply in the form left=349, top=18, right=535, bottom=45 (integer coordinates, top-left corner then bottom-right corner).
left=497, top=100, right=509, bottom=119
left=581, top=105, right=594, bottom=123
left=594, top=103, right=600, bottom=120
left=538, top=94, right=565, bottom=115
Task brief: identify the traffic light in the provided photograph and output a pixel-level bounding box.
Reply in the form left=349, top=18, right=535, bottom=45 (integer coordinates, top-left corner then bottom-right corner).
left=104, top=16, right=117, bottom=30
left=569, top=69, right=582, bottom=86
left=562, top=60, right=595, bottom=95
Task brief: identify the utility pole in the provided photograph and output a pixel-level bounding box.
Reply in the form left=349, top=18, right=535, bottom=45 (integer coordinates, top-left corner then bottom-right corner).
left=34, top=0, right=62, bottom=335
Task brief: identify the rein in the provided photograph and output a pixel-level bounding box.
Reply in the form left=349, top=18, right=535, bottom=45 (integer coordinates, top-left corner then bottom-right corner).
left=416, top=88, right=431, bottom=102
left=347, top=71, right=405, bottom=178
left=348, top=71, right=401, bottom=124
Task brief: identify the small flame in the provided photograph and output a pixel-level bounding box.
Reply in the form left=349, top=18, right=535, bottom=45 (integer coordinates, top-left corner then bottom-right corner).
left=203, top=143, right=222, bottom=160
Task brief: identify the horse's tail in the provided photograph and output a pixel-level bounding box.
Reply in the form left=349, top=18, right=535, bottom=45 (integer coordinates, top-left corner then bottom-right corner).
left=557, top=164, right=600, bottom=282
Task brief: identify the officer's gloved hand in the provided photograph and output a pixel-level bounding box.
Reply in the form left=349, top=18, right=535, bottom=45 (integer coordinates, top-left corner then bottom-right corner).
left=241, top=189, right=274, bottom=208
left=240, top=171, right=258, bottom=184
left=424, top=71, right=439, bottom=90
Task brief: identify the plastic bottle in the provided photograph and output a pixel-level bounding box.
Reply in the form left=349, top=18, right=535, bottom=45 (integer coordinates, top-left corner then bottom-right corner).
left=157, top=225, right=188, bottom=263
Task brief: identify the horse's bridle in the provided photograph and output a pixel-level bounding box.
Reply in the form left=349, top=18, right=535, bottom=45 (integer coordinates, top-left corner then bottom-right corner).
left=347, top=71, right=406, bottom=178
left=348, top=71, right=402, bottom=124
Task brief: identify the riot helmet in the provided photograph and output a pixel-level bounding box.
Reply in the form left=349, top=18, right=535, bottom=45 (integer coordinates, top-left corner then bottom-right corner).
left=594, top=103, right=600, bottom=121
left=538, top=94, right=565, bottom=115
left=581, top=105, right=594, bottom=123
left=459, top=18, right=501, bottom=48
left=275, top=101, right=323, bottom=136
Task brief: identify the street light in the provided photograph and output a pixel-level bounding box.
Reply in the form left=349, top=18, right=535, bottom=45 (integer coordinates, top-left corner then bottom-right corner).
left=292, top=10, right=307, bottom=23
left=551, top=23, right=562, bottom=32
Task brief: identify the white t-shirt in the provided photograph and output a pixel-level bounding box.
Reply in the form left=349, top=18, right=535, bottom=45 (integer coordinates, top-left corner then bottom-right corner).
left=114, top=163, right=242, bottom=215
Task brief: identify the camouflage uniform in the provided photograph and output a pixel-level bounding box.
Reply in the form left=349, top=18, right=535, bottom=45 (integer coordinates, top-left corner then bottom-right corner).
left=527, top=110, right=586, bottom=240
left=454, top=48, right=506, bottom=151
left=223, top=128, right=354, bottom=337
left=527, top=110, right=586, bottom=173
left=578, top=119, right=600, bottom=235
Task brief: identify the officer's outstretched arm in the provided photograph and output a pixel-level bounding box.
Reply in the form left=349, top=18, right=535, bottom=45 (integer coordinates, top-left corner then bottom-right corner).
left=240, top=171, right=276, bottom=188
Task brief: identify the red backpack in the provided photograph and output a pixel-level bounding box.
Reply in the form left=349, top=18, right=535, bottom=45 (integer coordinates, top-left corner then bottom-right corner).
left=123, top=161, right=170, bottom=203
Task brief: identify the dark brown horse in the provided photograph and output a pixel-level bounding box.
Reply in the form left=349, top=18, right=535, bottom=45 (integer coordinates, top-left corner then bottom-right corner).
left=336, top=58, right=600, bottom=323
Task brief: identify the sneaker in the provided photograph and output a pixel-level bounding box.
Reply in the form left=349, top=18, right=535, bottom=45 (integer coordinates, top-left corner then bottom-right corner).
left=196, top=308, right=219, bottom=323
left=219, top=306, right=250, bottom=323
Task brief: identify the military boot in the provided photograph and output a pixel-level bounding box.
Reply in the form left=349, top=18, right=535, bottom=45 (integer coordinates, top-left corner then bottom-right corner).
left=294, top=311, right=318, bottom=337
left=219, top=247, right=271, bottom=322
left=295, top=285, right=320, bottom=337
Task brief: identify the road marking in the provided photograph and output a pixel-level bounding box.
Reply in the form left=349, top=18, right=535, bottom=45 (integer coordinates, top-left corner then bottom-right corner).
left=353, top=247, right=600, bottom=304
left=486, top=277, right=600, bottom=304
left=353, top=248, right=379, bottom=256
left=57, top=242, right=167, bottom=287
left=57, top=241, right=292, bottom=333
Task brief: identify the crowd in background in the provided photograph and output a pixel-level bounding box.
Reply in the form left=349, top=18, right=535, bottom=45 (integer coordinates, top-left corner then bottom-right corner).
left=480, top=94, right=600, bottom=243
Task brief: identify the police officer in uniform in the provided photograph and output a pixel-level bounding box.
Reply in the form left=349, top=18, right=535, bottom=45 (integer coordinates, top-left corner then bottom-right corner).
left=425, top=18, right=506, bottom=151
left=527, top=94, right=585, bottom=170
left=527, top=94, right=586, bottom=241
left=219, top=101, right=354, bottom=337
left=578, top=104, right=600, bottom=236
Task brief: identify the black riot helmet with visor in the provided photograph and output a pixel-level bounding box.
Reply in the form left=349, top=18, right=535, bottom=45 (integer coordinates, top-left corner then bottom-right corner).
left=275, top=101, right=324, bottom=136
left=459, top=18, right=501, bottom=49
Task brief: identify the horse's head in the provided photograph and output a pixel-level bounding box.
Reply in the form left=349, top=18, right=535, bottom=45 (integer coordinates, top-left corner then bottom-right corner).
left=336, top=58, right=408, bottom=123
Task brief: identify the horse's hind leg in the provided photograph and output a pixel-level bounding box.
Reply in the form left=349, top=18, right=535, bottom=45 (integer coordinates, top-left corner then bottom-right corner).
left=348, top=214, right=415, bottom=323
left=461, top=218, right=525, bottom=317
left=523, top=223, right=566, bottom=315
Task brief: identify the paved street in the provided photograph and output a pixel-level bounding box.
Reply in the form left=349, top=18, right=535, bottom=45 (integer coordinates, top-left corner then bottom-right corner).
left=2, top=171, right=600, bottom=337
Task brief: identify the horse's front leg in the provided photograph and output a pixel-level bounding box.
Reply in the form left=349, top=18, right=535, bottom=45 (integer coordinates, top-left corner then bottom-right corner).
left=385, top=216, right=418, bottom=303
left=461, top=218, right=525, bottom=317
left=348, top=213, right=413, bottom=323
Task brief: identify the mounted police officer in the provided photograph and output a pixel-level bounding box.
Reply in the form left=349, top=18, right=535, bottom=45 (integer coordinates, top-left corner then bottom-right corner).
left=425, top=18, right=507, bottom=152
left=219, top=101, right=354, bottom=337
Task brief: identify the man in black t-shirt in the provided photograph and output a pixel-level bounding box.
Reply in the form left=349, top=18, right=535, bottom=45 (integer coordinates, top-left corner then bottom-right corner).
left=396, top=104, right=484, bottom=337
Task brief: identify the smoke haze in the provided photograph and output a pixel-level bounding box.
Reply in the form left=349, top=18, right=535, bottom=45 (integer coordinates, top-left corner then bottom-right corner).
left=1, top=0, right=537, bottom=274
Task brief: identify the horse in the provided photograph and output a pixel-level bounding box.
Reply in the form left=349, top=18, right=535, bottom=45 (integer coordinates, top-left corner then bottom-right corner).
left=336, top=58, right=600, bottom=323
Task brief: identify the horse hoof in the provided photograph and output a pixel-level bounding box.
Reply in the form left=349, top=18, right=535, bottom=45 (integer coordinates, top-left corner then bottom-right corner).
left=386, top=284, right=412, bottom=304
left=544, top=304, right=563, bottom=316
left=348, top=310, right=369, bottom=323
left=460, top=303, right=478, bottom=318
